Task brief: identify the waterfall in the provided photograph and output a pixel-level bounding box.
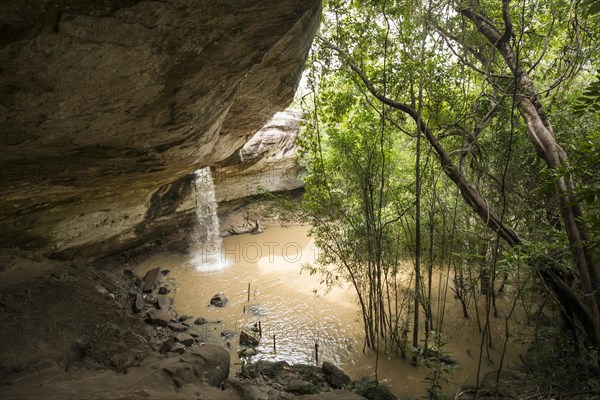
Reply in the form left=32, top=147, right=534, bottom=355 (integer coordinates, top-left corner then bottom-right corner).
left=190, top=167, right=228, bottom=271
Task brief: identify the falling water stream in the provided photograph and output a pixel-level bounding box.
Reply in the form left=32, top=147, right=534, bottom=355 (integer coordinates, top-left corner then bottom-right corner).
left=135, top=169, right=529, bottom=398
left=190, top=167, right=229, bottom=272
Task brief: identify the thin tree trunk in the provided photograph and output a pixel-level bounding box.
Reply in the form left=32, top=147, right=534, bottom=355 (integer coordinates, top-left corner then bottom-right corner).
left=459, top=5, right=600, bottom=346
left=317, top=32, right=600, bottom=347
left=413, top=125, right=422, bottom=367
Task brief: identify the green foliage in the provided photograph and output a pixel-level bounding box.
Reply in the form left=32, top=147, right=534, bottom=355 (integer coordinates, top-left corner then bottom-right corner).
left=582, top=0, right=600, bottom=15
left=300, top=0, right=600, bottom=396
left=574, top=74, right=600, bottom=116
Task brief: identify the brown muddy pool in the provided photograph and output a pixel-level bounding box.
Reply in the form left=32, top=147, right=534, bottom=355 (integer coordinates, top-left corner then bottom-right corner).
left=135, top=225, right=529, bottom=398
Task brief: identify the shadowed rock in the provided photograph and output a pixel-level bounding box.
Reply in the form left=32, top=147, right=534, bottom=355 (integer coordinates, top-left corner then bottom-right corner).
left=322, top=361, right=350, bottom=389
left=142, top=267, right=161, bottom=293
left=0, top=0, right=322, bottom=259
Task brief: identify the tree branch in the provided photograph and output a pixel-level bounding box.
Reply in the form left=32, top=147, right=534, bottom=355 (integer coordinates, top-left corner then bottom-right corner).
left=316, top=34, right=522, bottom=247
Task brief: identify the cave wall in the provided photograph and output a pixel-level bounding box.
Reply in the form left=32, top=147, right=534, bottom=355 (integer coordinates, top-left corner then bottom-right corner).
left=0, top=0, right=321, bottom=257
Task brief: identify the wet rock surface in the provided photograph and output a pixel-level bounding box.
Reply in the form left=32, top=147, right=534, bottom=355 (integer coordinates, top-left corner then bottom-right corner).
left=210, top=292, right=228, bottom=307
left=322, top=360, right=351, bottom=388
left=142, top=267, right=161, bottom=293
left=240, top=329, right=260, bottom=347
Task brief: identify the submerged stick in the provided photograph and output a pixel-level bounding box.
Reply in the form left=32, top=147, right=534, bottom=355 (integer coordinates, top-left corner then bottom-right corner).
left=258, top=321, right=262, bottom=337
left=315, top=341, right=319, bottom=364
left=273, top=334, right=276, bottom=353
left=247, top=283, right=251, bottom=302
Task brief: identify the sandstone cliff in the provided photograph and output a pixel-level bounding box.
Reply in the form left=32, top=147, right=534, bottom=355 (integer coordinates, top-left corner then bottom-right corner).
left=214, top=108, right=304, bottom=203
left=0, top=0, right=320, bottom=257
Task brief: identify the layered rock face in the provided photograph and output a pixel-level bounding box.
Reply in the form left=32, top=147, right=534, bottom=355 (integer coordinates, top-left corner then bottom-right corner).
left=0, top=0, right=320, bottom=257
left=214, top=108, right=304, bottom=203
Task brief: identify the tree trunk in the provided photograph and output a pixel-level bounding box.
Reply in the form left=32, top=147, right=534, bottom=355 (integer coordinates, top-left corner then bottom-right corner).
left=318, top=34, right=600, bottom=347
left=460, top=4, right=600, bottom=348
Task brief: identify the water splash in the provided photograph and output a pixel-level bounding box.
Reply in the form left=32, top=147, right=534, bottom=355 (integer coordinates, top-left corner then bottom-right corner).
left=190, top=167, right=229, bottom=272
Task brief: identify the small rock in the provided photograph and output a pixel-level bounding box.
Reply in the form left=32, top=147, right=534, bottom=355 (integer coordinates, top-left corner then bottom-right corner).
left=142, top=267, right=161, bottom=293
left=194, top=317, right=208, bottom=325
left=158, top=286, right=170, bottom=295
left=178, top=315, right=191, bottom=322
left=170, top=343, right=186, bottom=354
left=147, top=309, right=171, bottom=326
left=180, top=345, right=230, bottom=386
left=221, top=330, right=237, bottom=339
left=189, top=330, right=200, bottom=338
left=285, top=379, right=320, bottom=395
left=240, top=330, right=259, bottom=347
left=145, top=294, right=157, bottom=304
left=210, top=292, right=228, bottom=307
left=132, top=294, right=144, bottom=313
left=176, top=332, right=195, bottom=347
left=157, top=294, right=173, bottom=311
left=160, top=269, right=171, bottom=276
left=242, top=360, right=289, bottom=379
left=168, top=322, right=188, bottom=332
left=238, top=347, right=258, bottom=357
left=127, top=288, right=139, bottom=299
left=160, top=338, right=175, bottom=353
left=353, top=380, right=397, bottom=400
left=131, top=275, right=144, bottom=290
left=322, top=361, right=350, bottom=389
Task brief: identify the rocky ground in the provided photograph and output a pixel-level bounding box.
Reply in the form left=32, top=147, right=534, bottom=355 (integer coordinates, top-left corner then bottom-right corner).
left=0, top=234, right=397, bottom=400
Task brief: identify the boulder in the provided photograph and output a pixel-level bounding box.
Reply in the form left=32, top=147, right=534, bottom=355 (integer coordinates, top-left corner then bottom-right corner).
left=132, top=294, right=144, bottom=313
left=168, top=322, right=188, bottom=332
left=285, top=379, right=320, bottom=395
left=170, top=343, right=186, bottom=354
left=180, top=345, right=230, bottom=386
left=157, top=294, right=173, bottom=311
left=147, top=309, right=171, bottom=327
left=240, top=330, right=260, bottom=347
left=176, top=332, right=195, bottom=347
left=322, top=361, right=350, bottom=389
left=227, top=381, right=283, bottom=400
left=242, top=360, right=289, bottom=379
left=353, top=380, right=398, bottom=400
left=142, top=267, right=161, bottom=293
left=297, top=391, right=367, bottom=400
left=210, top=292, right=228, bottom=307
left=238, top=347, right=258, bottom=357
left=164, top=362, right=194, bottom=388
left=158, top=286, right=170, bottom=295
left=160, top=339, right=175, bottom=354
